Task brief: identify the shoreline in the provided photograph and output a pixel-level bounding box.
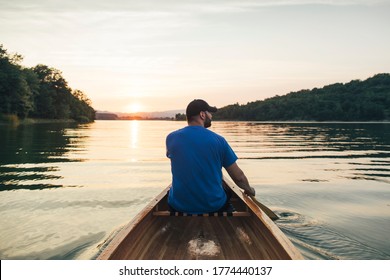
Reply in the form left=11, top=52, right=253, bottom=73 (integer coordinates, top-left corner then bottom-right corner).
left=94, top=119, right=390, bottom=124
left=1, top=114, right=388, bottom=125
left=0, top=115, right=89, bottom=126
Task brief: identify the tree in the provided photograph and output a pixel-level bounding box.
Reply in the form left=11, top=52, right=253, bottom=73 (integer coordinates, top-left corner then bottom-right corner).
left=0, top=44, right=95, bottom=122
left=0, top=45, right=34, bottom=118
left=70, top=89, right=95, bottom=122
left=175, top=113, right=186, bottom=121
left=214, top=73, right=390, bottom=121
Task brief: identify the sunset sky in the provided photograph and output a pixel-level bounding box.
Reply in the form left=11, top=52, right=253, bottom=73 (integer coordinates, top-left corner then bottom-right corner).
left=1, top=0, right=389, bottom=113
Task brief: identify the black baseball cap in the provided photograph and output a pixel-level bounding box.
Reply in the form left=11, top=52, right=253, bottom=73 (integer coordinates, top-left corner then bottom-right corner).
left=186, top=99, right=218, bottom=118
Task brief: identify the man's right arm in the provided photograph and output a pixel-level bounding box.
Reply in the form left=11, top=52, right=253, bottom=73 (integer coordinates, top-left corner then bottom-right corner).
left=225, top=162, right=255, bottom=196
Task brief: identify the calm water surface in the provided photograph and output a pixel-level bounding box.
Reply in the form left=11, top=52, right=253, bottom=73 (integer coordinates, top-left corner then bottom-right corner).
left=0, top=121, right=389, bottom=260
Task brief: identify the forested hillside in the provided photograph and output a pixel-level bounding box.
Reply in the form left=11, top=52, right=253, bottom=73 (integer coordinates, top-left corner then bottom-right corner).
left=0, top=44, right=95, bottom=122
left=214, top=74, right=390, bottom=121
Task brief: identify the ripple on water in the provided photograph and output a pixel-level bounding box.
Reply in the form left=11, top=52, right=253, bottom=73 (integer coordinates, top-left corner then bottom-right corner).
left=275, top=210, right=390, bottom=260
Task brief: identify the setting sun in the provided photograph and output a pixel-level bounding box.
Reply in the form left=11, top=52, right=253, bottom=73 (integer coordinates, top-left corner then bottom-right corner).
left=126, top=103, right=143, bottom=113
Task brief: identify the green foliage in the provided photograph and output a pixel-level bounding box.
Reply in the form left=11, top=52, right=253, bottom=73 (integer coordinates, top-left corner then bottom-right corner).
left=0, top=45, right=33, bottom=118
left=0, top=44, right=95, bottom=122
left=214, top=74, right=390, bottom=121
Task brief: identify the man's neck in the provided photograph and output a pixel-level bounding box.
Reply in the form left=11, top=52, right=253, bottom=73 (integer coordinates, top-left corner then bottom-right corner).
left=188, top=119, right=204, bottom=127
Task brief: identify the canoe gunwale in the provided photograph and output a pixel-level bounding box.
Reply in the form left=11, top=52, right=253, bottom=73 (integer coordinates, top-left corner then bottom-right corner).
left=222, top=176, right=303, bottom=260
left=96, top=186, right=170, bottom=260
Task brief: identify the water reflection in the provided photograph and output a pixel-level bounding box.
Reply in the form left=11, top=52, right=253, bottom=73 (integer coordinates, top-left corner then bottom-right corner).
left=216, top=122, right=390, bottom=184
left=213, top=122, right=390, bottom=259
left=346, top=160, right=390, bottom=183
left=129, top=121, right=139, bottom=149
left=0, top=123, right=88, bottom=191
left=1, top=121, right=389, bottom=260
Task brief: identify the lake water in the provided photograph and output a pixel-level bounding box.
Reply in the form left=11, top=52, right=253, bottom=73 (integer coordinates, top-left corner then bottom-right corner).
left=0, top=120, right=389, bottom=260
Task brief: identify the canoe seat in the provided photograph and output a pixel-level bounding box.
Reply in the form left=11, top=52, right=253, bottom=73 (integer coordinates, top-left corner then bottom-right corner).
left=153, top=211, right=251, bottom=217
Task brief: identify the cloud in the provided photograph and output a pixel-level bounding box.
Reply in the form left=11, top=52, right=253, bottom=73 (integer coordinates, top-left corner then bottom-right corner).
left=1, top=0, right=388, bottom=14
left=1, top=0, right=388, bottom=112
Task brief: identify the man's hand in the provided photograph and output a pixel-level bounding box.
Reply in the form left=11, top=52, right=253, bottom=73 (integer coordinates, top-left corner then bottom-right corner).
left=244, top=186, right=256, bottom=196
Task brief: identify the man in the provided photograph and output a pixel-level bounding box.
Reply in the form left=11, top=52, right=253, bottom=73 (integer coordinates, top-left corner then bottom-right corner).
left=166, top=99, right=255, bottom=214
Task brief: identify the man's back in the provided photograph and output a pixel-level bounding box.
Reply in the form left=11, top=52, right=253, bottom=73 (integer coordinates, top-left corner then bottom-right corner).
left=166, top=126, right=237, bottom=213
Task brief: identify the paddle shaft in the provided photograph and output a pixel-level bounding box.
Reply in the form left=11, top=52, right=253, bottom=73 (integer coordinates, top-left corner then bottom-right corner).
left=249, top=195, right=279, bottom=221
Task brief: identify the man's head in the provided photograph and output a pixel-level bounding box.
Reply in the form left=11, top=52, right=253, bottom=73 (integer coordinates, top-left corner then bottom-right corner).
left=186, top=99, right=217, bottom=128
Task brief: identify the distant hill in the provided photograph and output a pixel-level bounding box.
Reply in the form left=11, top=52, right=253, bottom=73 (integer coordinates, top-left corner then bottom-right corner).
left=214, top=73, right=390, bottom=121
left=95, top=112, right=119, bottom=120
left=95, top=109, right=185, bottom=120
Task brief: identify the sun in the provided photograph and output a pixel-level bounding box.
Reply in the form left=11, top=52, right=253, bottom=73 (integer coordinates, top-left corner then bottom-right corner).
left=126, top=103, right=143, bottom=113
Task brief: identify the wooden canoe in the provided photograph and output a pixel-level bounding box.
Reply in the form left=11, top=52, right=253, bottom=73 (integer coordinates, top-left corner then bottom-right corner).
left=97, top=176, right=303, bottom=260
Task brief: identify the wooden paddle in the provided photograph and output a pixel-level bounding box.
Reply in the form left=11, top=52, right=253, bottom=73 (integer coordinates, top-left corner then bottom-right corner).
left=223, top=176, right=279, bottom=220
left=248, top=195, right=279, bottom=221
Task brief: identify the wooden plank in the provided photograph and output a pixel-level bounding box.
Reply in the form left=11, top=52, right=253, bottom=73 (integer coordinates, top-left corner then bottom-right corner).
left=152, top=211, right=251, bottom=217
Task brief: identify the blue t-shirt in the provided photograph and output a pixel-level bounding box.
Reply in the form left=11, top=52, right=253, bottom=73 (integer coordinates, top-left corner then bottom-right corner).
left=166, top=126, right=238, bottom=213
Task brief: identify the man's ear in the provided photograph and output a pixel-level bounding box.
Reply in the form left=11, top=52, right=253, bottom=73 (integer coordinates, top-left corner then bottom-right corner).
left=199, top=111, right=206, bottom=120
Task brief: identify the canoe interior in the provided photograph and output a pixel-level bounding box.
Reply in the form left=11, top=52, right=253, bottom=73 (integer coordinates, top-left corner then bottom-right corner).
left=98, top=178, right=303, bottom=260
